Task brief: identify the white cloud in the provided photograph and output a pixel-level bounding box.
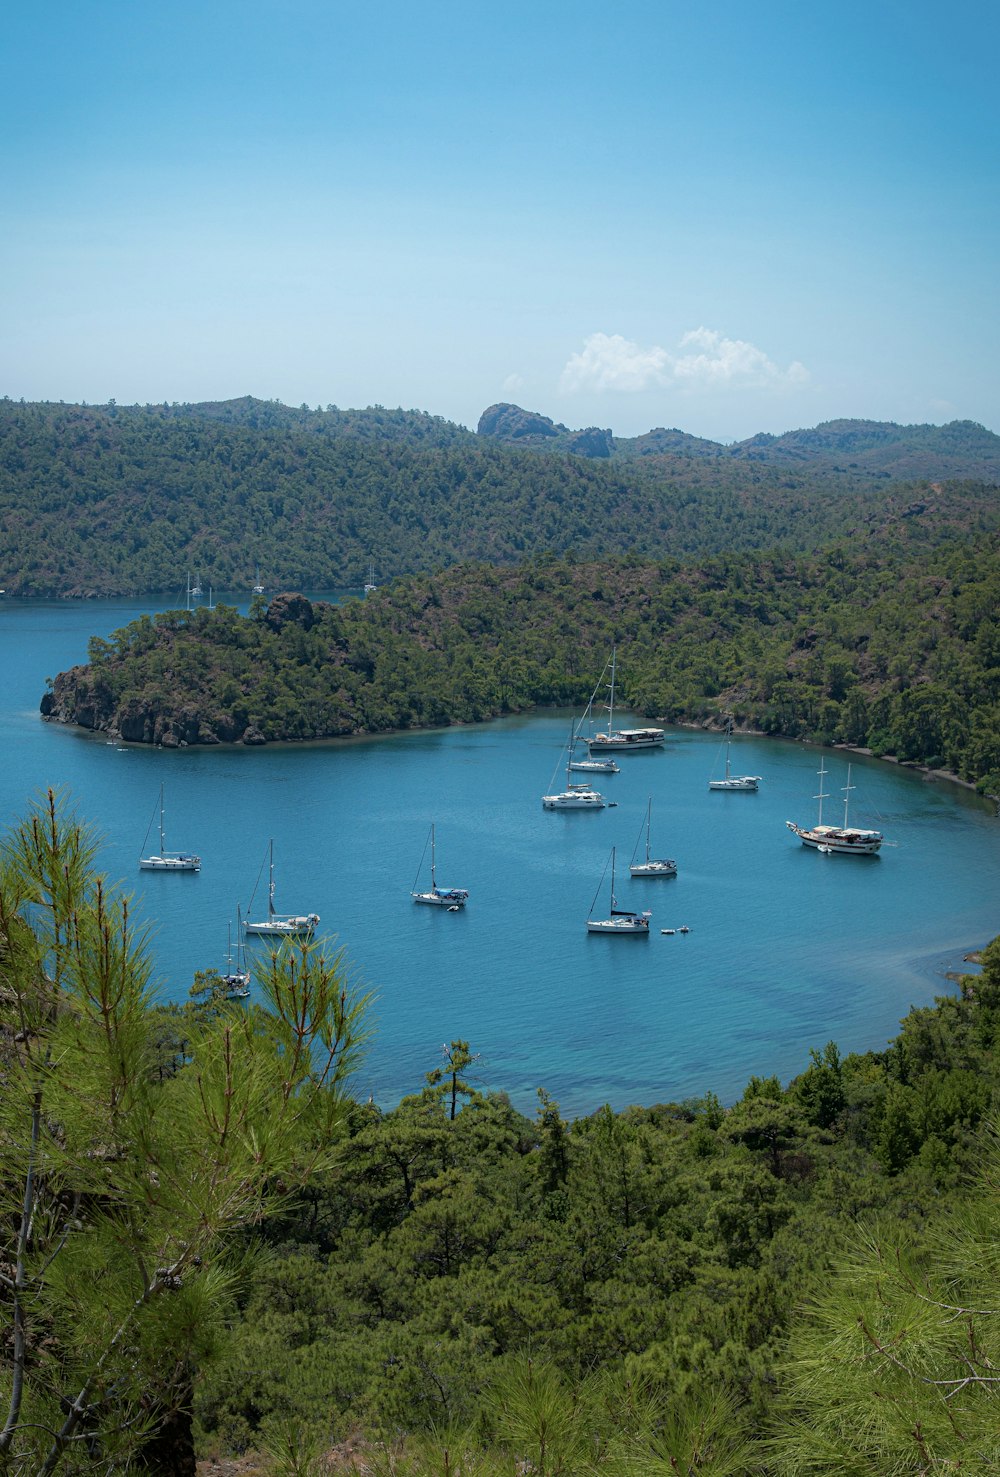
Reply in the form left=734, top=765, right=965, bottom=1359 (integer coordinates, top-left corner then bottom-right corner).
left=560, top=333, right=670, bottom=393
left=502, top=372, right=525, bottom=395
left=560, top=328, right=808, bottom=395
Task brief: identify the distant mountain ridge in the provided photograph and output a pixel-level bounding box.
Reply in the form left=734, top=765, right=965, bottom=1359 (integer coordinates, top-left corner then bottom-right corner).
left=477, top=402, right=1000, bottom=478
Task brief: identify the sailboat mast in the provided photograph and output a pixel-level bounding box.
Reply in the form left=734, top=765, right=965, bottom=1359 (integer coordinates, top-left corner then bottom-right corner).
left=725, top=719, right=732, bottom=781
left=843, top=764, right=855, bottom=828
left=607, top=646, right=617, bottom=734
left=159, top=784, right=165, bottom=853
left=609, top=846, right=617, bottom=909
left=815, top=760, right=828, bottom=827
left=268, top=842, right=275, bottom=918
left=645, top=798, right=652, bottom=862
left=430, top=825, right=436, bottom=890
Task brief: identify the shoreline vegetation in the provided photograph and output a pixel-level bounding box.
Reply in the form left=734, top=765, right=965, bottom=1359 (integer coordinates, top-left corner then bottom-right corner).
left=39, top=549, right=1000, bottom=797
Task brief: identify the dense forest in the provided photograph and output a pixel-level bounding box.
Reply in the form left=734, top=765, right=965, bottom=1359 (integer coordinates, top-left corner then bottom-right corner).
left=1, top=395, right=998, bottom=597
left=3, top=792, right=1000, bottom=1474
left=42, top=541, right=1000, bottom=794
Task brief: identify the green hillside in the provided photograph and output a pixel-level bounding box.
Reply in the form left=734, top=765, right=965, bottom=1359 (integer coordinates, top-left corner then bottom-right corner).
left=2, top=396, right=998, bottom=597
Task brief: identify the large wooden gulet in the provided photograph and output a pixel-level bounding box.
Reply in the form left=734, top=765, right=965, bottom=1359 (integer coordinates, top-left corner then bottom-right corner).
left=786, top=760, right=884, bottom=855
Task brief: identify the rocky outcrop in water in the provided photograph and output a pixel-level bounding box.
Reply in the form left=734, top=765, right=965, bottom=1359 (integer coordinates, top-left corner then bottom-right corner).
left=40, top=668, right=253, bottom=747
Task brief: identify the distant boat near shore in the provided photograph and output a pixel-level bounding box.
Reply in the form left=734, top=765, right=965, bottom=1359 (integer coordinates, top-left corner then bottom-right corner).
left=708, top=717, right=761, bottom=792
left=588, top=647, right=664, bottom=753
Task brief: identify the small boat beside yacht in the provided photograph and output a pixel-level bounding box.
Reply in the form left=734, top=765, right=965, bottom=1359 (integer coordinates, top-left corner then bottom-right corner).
left=629, top=798, right=677, bottom=877
left=708, top=718, right=761, bottom=792
left=586, top=847, right=651, bottom=934
left=786, top=760, right=884, bottom=855
left=588, top=646, right=664, bottom=753
left=411, top=824, right=469, bottom=907
left=244, top=841, right=320, bottom=935
left=139, top=785, right=201, bottom=872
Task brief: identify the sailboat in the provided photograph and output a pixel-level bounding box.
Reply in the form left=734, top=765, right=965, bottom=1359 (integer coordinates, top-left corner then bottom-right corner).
left=543, top=722, right=608, bottom=809
left=363, top=560, right=377, bottom=595
left=708, top=718, right=761, bottom=792
left=244, top=841, right=320, bottom=935
left=586, top=847, right=652, bottom=934
left=588, top=646, right=664, bottom=752
left=252, top=564, right=265, bottom=595
left=221, top=909, right=251, bottom=997
left=139, top=785, right=201, bottom=871
left=568, top=665, right=620, bottom=773
left=629, top=798, right=677, bottom=877
left=411, top=824, right=469, bottom=907
left=786, top=760, right=884, bottom=855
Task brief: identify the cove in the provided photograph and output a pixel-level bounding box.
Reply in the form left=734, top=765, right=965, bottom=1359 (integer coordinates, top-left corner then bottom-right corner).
left=2, top=593, right=998, bottom=1118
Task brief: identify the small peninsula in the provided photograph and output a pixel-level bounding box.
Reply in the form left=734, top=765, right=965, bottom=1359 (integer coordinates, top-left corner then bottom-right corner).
left=40, top=549, right=1000, bottom=796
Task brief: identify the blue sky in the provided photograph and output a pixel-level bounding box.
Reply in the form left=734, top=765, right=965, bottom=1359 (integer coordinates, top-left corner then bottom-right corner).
left=2, top=0, right=997, bottom=440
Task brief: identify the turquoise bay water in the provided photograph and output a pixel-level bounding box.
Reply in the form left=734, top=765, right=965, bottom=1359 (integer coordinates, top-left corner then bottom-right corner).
left=2, top=594, right=998, bottom=1117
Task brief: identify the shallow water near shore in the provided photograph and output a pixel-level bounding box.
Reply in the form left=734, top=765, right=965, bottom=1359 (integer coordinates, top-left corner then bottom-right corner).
left=2, top=592, right=998, bottom=1117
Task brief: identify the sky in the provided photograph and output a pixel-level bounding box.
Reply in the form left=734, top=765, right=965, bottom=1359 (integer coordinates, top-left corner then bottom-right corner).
left=2, top=0, right=997, bottom=442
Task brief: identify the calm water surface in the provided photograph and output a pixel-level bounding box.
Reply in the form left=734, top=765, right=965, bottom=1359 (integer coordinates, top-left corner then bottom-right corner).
left=2, top=594, right=998, bottom=1117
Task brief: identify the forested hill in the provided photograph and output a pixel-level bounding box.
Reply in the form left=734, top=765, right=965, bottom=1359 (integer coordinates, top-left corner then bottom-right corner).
left=2, top=395, right=998, bottom=597
left=42, top=542, right=1000, bottom=793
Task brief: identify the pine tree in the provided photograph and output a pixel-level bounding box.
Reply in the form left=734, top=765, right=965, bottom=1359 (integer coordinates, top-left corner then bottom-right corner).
left=0, top=791, right=370, bottom=1475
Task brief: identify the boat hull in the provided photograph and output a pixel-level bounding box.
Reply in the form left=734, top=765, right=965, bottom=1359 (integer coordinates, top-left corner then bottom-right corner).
left=412, top=889, right=468, bottom=907
left=542, top=790, right=606, bottom=809
left=568, top=759, right=620, bottom=773
left=139, top=854, right=200, bottom=871
left=244, top=914, right=319, bottom=936
left=587, top=913, right=651, bottom=934
left=786, top=822, right=882, bottom=855
left=629, top=860, right=677, bottom=877
left=708, top=777, right=760, bottom=792
left=222, top=971, right=251, bottom=998
left=590, top=729, right=664, bottom=751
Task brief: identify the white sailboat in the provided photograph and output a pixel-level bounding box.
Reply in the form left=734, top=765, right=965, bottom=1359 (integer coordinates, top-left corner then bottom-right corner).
left=411, top=824, right=469, bottom=907
left=587, top=847, right=652, bottom=934
left=543, top=722, right=608, bottom=809
left=139, top=785, right=201, bottom=871
left=786, top=760, right=884, bottom=855
left=568, top=665, right=620, bottom=773
left=588, top=646, right=664, bottom=752
left=221, top=909, right=251, bottom=997
left=629, top=798, right=677, bottom=877
left=244, top=841, right=320, bottom=935
left=252, top=564, right=265, bottom=595
left=363, top=560, right=377, bottom=595
left=708, top=718, right=761, bottom=792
